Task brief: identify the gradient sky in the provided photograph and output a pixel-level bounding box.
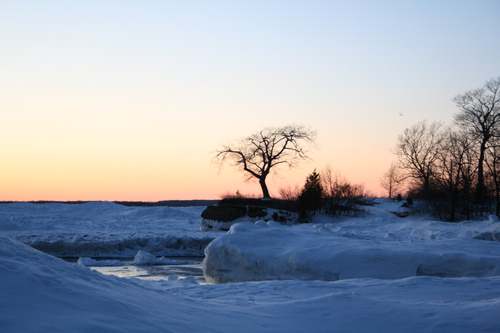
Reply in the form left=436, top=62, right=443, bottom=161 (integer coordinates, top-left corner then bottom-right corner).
left=1, top=0, right=499, bottom=201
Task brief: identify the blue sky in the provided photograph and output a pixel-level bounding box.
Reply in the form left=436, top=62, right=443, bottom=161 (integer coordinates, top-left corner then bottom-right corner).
left=1, top=1, right=499, bottom=200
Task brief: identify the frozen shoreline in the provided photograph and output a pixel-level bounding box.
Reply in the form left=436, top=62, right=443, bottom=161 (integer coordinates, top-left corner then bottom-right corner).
left=1, top=199, right=500, bottom=332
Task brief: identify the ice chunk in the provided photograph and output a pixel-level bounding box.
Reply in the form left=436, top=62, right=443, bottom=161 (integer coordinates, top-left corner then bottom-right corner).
left=182, top=275, right=199, bottom=285
left=167, top=275, right=179, bottom=281
left=133, top=250, right=160, bottom=265
left=133, top=250, right=188, bottom=265
left=77, top=257, right=123, bottom=267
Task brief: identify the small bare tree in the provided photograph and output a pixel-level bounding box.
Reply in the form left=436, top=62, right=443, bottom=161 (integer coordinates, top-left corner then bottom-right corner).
left=380, top=162, right=404, bottom=198
left=321, top=165, right=365, bottom=216
left=214, top=125, right=316, bottom=198
left=278, top=184, right=301, bottom=201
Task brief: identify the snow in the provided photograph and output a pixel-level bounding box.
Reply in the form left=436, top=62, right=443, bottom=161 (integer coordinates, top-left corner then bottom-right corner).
left=1, top=199, right=500, bottom=332
left=132, top=250, right=189, bottom=265
left=0, top=202, right=218, bottom=257
left=203, top=220, right=500, bottom=283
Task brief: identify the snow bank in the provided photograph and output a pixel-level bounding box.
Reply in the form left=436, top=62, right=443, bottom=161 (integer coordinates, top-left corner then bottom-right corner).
left=489, top=214, right=500, bottom=223
left=203, top=220, right=500, bottom=284
left=0, top=235, right=225, bottom=332
left=2, top=235, right=500, bottom=332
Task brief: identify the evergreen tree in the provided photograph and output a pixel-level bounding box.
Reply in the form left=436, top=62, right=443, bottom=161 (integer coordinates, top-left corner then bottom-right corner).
left=298, top=170, right=324, bottom=214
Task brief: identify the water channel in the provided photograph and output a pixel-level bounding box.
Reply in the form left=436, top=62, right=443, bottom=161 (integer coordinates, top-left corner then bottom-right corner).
left=64, top=257, right=206, bottom=284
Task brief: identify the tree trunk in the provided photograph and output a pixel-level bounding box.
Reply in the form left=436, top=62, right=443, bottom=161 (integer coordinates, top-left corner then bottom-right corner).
left=259, top=177, right=271, bottom=198
left=496, top=183, right=500, bottom=216
left=423, top=176, right=431, bottom=196
left=476, top=138, right=489, bottom=204
left=449, top=190, right=457, bottom=222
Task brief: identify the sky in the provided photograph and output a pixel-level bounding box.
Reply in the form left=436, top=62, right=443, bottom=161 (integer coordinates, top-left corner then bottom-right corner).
left=1, top=0, right=499, bottom=201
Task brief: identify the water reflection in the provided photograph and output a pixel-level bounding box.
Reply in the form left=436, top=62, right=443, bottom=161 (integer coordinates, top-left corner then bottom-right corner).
left=67, top=257, right=206, bottom=284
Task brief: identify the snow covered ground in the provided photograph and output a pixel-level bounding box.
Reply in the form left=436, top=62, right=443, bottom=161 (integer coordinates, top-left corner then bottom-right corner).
left=0, top=202, right=218, bottom=257
left=1, top=199, right=500, bottom=332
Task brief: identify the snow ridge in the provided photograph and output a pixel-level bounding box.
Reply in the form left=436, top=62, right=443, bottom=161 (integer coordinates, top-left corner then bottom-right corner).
left=23, top=234, right=214, bottom=257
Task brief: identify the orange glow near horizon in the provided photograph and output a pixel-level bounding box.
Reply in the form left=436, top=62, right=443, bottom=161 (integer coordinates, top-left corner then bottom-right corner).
left=0, top=154, right=386, bottom=202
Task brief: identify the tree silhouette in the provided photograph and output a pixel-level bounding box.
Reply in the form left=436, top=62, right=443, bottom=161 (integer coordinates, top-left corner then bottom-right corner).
left=380, top=162, right=404, bottom=198
left=214, top=125, right=316, bottom=198
left=394, top=120, right=445, bottom=195
left=453, top=77, right=500, bottom=203
left=298, top=170, right=324, bottom=214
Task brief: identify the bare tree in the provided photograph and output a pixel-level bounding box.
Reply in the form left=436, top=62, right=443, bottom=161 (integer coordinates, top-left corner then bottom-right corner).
left=394, top=120, right=445, bottom=195
left=453, top=77, right=500, bottom=203
left=433, top=128, right=477, bottom=221
left=278, top=184, right=301, bottom=201
left=214, top=125, right=316, bottom=198
left=380, top=162, right=404, bottom=198
left=485, top=136, right=500, bottom=215
left=321, top=165, right=365, bottom=216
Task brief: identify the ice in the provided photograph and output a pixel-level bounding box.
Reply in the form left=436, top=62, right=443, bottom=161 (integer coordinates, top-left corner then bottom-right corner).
left=77, top=257, right=123, bottom=267
left=167, top=274, right=179, bottom=281
left=133, top=250, right=188, bottom=265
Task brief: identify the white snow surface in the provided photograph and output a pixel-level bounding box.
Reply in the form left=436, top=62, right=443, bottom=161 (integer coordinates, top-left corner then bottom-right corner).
left=1, top=199, right=500, bottom=332
left=203, top=207, right=500, bottom=283
left=0, top=202, right=218, bottom=257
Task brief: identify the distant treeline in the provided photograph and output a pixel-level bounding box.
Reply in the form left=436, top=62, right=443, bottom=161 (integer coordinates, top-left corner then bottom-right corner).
left=0, top=200, right=219, bottom=207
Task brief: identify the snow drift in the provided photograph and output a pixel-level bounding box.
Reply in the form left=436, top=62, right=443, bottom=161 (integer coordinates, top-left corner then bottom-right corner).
left=204, top=213, right=500, bottom=284
left=2, top=235, right=500, bottom=332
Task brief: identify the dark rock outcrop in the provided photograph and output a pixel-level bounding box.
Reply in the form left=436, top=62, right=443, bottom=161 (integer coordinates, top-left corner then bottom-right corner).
left=200, top=199, right=299, bottom=231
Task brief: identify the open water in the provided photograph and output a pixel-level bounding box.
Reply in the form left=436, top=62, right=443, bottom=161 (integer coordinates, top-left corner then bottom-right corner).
left=64, top=257, right=206, bottom=284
